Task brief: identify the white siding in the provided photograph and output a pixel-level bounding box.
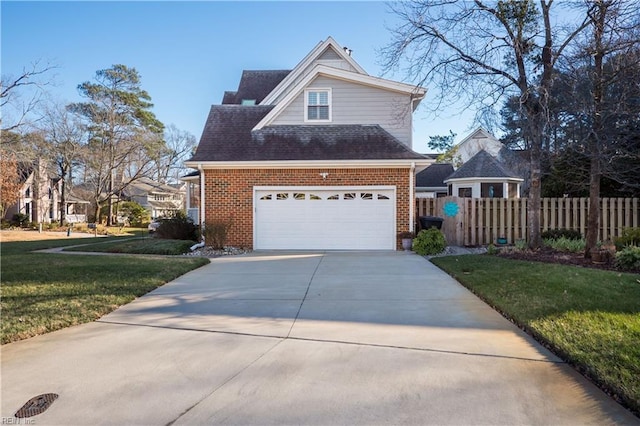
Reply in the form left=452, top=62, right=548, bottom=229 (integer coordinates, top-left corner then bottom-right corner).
left=271, top=76, right=413, bottom=147
left=270, top=52, right=361, bottom=105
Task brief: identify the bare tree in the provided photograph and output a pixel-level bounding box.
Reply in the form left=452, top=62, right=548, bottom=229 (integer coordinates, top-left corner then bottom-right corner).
left=381, top=0, right=590, bottom=247
left=37, top=101, right=87, bottom=225
left=559, top=0, right=640, bottom=256
left=152, top=124, right=197, bottom=183
left=1, top=60, right=56, bottom=132
left=68, top=64, right=164, bottom=225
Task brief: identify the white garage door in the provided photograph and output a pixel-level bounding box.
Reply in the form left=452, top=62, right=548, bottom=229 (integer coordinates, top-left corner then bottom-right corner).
left=254, top=187, right=396, bottom=250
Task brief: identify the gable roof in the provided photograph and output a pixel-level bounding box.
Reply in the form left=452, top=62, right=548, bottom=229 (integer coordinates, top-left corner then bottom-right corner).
left=261, top=36, right=367, bottom=105
left=187, top=105, right=428, bottom=163
left=445, top=150, right=522, bottom=181
left=221, top=70, right=291, bottom=105
left=416, top=163, right=455, bottom=188
left=124, top=176, right=183, bottom=197
left=253, top=64, right=426, bottom=131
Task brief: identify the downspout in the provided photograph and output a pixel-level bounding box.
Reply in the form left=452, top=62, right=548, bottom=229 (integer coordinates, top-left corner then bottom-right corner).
left=409, top=162, right=415, bottom=233
left=198, top=164, right=205, bottom=234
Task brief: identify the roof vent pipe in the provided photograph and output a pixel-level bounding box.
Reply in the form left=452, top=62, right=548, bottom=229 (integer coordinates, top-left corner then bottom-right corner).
left=343, top=46, right=352, bottom=56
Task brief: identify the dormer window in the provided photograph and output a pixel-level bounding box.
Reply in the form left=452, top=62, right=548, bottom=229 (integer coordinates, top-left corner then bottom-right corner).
left=305, top=89, right=331, bottom=122
left=241, top=99, right=256, bottom=105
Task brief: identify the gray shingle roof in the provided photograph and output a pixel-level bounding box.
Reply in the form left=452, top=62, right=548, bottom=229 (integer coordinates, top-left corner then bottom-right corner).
left=189, top=105, right=428, bottom=162
left=221, top=70, right=291, bottom=105
left=446, top=150, right=521, bottom=180
left=416, top=163, right=454, bottom=187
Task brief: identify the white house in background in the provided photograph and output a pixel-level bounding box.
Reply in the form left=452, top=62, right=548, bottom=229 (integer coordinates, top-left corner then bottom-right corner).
left=181, top=171, right=200, bottom=223
left=437, top=128, right=529, bottom=198
left=455, top=128, right=506, bottom=162
left=124, top=177, right=185, bottom=219
left=444, top=150, right=524, bottom=198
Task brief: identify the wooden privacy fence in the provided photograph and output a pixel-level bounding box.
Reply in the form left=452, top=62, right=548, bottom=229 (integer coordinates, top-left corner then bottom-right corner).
left=416, top=197, right=640, bottom=246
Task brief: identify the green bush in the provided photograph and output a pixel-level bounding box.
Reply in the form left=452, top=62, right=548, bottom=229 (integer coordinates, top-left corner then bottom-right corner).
left=614, top=228, right=640, bottom=250
left=615, top=245, right=640, bottom=271
left=487, top=243, right=498, bottom=255
left=514, top=239, right=528, bottom=251
left=543, top=237, right=586, bottom=253
left=11, top=213, right=29, bottom=227
left=118, top=201, right=150, bottom=228
left=156, top=211, right=199, bottom=241
left=541, top=229, right=582, bottom=240
left=412, top=228, right=446, bottom=256
left=202, top=218, right=233, bottom=249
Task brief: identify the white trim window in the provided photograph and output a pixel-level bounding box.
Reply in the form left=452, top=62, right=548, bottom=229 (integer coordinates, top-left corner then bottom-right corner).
left=305, top=89, right=331, bottom=122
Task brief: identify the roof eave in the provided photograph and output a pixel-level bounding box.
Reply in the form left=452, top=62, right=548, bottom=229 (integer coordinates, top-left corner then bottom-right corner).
left=443, top=176, right=524, bottom=184
left=185, top=159, right=434, bottom=170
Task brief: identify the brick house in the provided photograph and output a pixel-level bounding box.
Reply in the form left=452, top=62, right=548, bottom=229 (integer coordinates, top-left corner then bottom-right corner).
left=185, top=37, right=433, bottom=250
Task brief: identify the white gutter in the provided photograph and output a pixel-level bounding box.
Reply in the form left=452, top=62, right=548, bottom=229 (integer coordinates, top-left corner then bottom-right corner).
left=409, top=162, right=415, bottom=233
left=184, top=159, right=434, bottom=170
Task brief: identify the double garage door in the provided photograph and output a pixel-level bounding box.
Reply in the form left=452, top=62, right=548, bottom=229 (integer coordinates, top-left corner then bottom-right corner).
left=254, top=187, right=396, bottom=250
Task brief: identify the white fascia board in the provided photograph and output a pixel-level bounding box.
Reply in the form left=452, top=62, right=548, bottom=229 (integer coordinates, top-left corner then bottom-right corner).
left=443, top=176, right=524, bottom=184
left=254, top=65, right=426, bottom=131
left=456, top=127, right=500, bottom=147
left=185, top=159, right=434, bottom=170
left=261, top=37, right=368, bottom=106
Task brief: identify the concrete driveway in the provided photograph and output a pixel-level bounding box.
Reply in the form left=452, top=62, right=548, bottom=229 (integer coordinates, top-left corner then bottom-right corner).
left=1, top=251, right=636, bottom=425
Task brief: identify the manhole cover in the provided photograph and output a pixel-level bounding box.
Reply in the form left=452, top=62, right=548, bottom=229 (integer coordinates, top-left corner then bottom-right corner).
left=15, top=393, right=58, bottom=418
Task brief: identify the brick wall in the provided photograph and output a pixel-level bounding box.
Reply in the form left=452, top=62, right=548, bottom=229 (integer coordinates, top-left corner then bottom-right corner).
left=203, top=168, right=411, bottom=249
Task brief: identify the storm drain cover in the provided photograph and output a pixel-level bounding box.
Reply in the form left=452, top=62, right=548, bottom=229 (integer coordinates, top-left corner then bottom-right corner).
left=15, top=393, right=58, bottom=418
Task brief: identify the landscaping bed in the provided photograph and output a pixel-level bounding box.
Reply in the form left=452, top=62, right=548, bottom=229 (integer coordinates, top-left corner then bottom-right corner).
left=497, top=246, right=638, bottom=272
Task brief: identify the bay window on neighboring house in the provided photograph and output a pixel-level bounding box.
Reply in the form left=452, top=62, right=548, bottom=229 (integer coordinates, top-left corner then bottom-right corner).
left=305, top=89, right=331, bottom=122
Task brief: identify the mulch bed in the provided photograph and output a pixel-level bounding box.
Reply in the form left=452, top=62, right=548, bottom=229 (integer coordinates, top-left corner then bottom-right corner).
left=497, top=246, right=639, bottom=273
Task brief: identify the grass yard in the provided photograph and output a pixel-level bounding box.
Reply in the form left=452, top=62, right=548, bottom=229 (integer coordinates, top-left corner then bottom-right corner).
left=431, top=255, right=640, bottom=416
left=0, top=238, right=209, bottom=344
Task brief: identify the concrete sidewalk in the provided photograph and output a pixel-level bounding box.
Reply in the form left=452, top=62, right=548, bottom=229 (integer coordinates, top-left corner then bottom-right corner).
left=1, top=251, right=636, bottom=425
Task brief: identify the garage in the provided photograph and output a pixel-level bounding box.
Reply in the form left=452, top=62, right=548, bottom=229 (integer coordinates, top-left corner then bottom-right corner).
left=254, top=187, right=396, bottom=250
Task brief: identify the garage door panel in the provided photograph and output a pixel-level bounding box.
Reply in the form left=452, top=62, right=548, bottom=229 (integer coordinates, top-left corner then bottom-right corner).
left=255, top=188, right=395, bottom=250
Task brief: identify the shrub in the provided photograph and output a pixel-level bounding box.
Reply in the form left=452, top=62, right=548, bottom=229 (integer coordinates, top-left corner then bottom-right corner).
left=412, top=228, right=446, bottom=256
left=514, top=239, right=528, bottom=251
left=615, top=246, right=640, bottom=271
left=614, top=228, right=640, bottom=250
left=543, top=237, right=586, bottom=253
left=202, top=218, right=233, bottom=249
left=487, top=243, right=498, bottom=255
left=118, top=201, right=150, bottom=228
left=11, top=213, right=29, bottom=227
left=155, top=211, right=199, bottom=241
left=541, top=229, right=582, bottom=240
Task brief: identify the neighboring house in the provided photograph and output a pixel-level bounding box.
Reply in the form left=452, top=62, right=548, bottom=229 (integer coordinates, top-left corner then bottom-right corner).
left=123, top=177, right=185, bottom=219
left=185, top=36, right=432, bottom=250
left=3, top=161, right=79, bottom=224
left=444, top=150, right=524, bottom=198
left=415, top=163, right=454, bottom=198
left=181, top=171, right=200, bottom=224
left=453, top=128, right=529, bottom=195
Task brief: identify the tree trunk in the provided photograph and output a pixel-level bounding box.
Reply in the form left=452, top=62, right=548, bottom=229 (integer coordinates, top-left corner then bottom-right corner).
left=585, top=158, right=601, bottom=258
left=60, top=175, right=67, bottom=226
left=528, top=139, right=543, bottom=249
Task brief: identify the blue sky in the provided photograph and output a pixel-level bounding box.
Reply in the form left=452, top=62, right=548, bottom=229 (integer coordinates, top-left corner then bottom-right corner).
left=2, top=1, right=476, bottom=153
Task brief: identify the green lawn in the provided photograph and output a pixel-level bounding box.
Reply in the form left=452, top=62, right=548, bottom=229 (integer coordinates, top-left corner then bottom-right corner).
left=0, top=238, right=209, bottom=344
left=431, top=255, right=640, bottom=416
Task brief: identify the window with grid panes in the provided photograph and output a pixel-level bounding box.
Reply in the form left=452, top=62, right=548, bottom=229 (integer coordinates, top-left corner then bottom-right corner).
left=306, top=90, right=330, bottom=121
